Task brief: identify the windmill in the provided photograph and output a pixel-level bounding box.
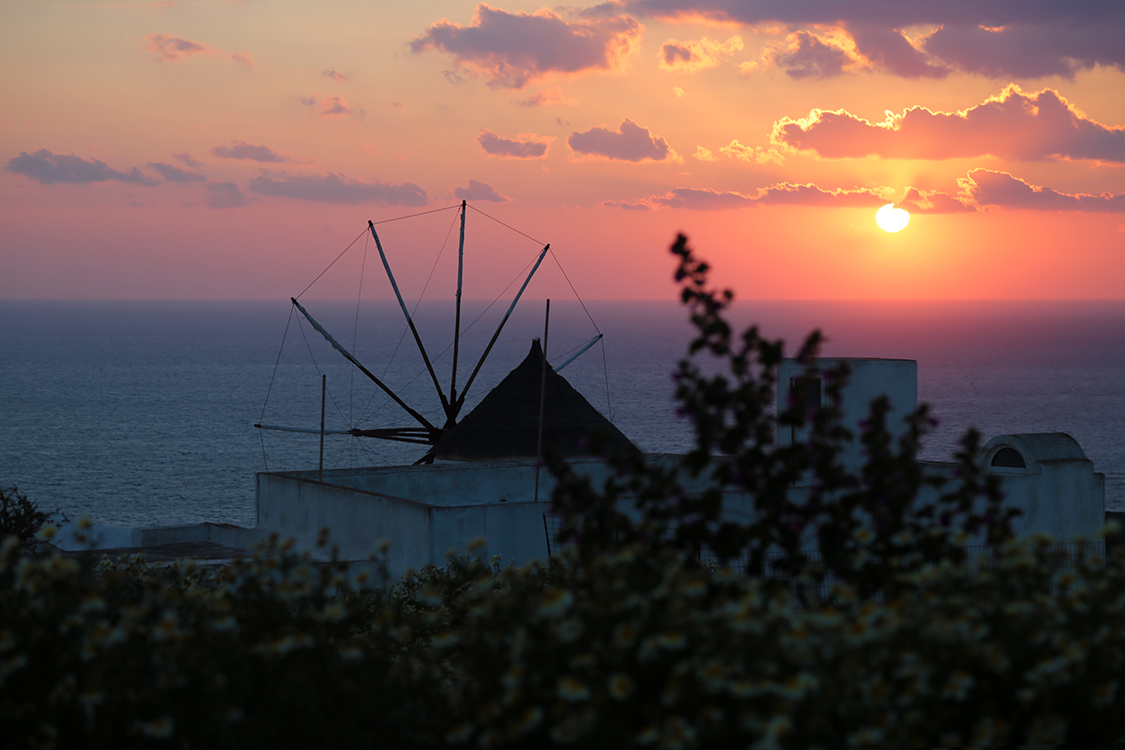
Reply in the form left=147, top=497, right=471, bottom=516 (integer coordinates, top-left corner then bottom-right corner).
left=255, top=201, right=608, bottom=465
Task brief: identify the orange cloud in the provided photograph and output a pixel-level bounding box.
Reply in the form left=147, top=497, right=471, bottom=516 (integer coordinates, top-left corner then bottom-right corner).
left=658, top=183, right=889, bottom=210
left=760, top=29, right=859, bottom=79
left=318, top=95, right=356, bottom=118
left=658, top=35, right=742, bottom=72
left=611, top=170, right=1125, bottom=214
left=142, top=33, right=253, bottom=68
left=513, top=86, right=579, bottom=107
left=453, top=178, right=509, bottom=202
left=300, top=95, right=364, bottom=119
left=477, top=130, right=551, bottom=159
left=6, top=149, right=157, bottom=186
left=249, top=172, right=428, bottom=206
left=955, top=169, right=1125, bottom=213
left=143, top=33, right=215, bottom=62
left=617, top=2, right=1125, bottom=79
left=774, top=85, right=1125, bottom=163
left=323, top=69, right=351, bottom=83
left=411, top=4, right=642, bottom=89
left=211, top=141, right=307, bottom=164
left=568, top=119, right=679, bottom=162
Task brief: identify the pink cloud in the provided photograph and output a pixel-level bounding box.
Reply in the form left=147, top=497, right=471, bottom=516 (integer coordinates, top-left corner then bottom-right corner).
left=956, top=169, right=1125, bottom=213
left=249, top=171, right=428, bottom=206
left=323, top=69, right=351, bottom=83
left=513, top=86, right=579, bottom=107
left=210, top=141, right=307, bottom=164
left=607, top=171, right=1125, bottom=214
left=411, top=4, right=643, bottom=89
left=147, top=162, right=205, bottom=183
left=203, top=181, right=251, bottom=209
left=230, top=51, right=254, bottom=69
left=142, top=33, right=255, bottom=70
left=6, top=149, right=156, bottom=186
left=300, top=94, right=362, bottom=119
left=143, top=33, right=215, bottom=62
left=477, top=130, right=551, bottom=159
left=453, top=178, right=509, bottom=202
left=617, top=1, right=1125, bottom=79
left=774, top=85, right=1125, bottom=163
left=568, top=119, right=678, bottom=162
left=172, top=151, right=202, bottom=168
left=762, top=30, right=855, bottom=79
left=315, top=95, right=353, bottom=118
left=658, top=36, right=742, bottom=72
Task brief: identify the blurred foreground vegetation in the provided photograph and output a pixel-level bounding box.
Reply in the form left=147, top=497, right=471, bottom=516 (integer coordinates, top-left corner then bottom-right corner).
left=3, top=236, right=1122, bottom=747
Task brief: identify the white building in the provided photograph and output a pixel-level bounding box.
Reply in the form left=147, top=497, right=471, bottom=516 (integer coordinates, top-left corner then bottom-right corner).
left=247, top=356, right=1105, bottom=579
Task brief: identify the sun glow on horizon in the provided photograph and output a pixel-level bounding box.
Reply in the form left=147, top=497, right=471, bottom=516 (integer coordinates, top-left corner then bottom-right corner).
left=876, top=203, right=911, bottom=233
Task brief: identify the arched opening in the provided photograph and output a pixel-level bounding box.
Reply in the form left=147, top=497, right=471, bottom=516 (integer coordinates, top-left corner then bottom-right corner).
left=991, top=446, right=1026, bottom=469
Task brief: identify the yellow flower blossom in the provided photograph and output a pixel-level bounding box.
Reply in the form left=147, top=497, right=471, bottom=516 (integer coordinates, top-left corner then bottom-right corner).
left=557, top=676, right=590, bottom=701
left=608, top=672, right=634, bottom=700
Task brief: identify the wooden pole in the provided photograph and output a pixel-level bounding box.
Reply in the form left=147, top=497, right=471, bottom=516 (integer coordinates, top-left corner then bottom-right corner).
left=534, top=299, right=550, bottom=503
left=450, top=200, right=466, bottom=408
left=319, top=374, right=326, bottom=482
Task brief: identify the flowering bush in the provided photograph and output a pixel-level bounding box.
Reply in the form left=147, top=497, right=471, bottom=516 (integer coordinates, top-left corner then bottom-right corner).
left=0, top=486, right=55, bottom=555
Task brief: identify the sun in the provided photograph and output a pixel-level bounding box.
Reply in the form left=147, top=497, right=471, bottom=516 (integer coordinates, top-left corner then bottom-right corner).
left=876, top=203, right=910, bottom=233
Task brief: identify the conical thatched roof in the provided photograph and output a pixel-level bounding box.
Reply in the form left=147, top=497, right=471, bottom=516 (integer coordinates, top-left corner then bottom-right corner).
left=433, top=339, right=635, bottom=461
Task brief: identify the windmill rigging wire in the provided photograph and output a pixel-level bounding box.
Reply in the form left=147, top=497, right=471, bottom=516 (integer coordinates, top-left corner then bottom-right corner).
left=295, top=227, right=368, bottom=300
left=467, top=204, right=544, bottom=246
left=259, top=304, right=297, bottom=470
left=350, top=232, right=369, bottom=424
left=294, top=314, right=355, bottom=428
left=354, top=209, right=460, bottom=426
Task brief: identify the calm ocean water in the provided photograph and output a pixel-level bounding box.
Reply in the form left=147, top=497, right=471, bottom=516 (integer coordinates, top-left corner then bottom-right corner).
left=1, top=298, right=1121, bottom=527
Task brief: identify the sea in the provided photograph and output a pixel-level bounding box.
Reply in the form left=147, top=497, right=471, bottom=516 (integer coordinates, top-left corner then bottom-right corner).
left=1, top=298, right=1122, bottom=529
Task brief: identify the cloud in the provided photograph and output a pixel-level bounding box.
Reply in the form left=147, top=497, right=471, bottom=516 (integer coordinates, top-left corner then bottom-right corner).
left=477, top=130, right=551, bottom=159
left=658, top=35, right=742, bottom=72
left=897, top=187, right=976, bottom=214
left=774, top=85, right=1125, bottom=163
left=147, top=162, right=205, bottom=183
left=847, top=24, right=948, bottom=79
left=172, top=151, right=202, bottom=168
left=323, top=69, right=351, bottom=83
left=301, top=94, right=363, bottom=119
left=657, top=183, right=889, bottom=210
left=211, top=140, right=307, bottom=163
left=597, top=199, right=653, bottom=210
left=568, top=118, right=678, bottom=162
left=142, top=32, right=255, bottom=69
left=453, top=178, right=509, bottom=202
left=605, top=170, right=1125, bottom=215
left=711, top=138, right=782, bottom=164
left=923, top=20, right=1125, bottom=79
left=317, top=95, right=357, bottom=118
left=761, top=29, right=856, bottom=79
left=143, top=32, right=215, bottom=62
left=204, top=181, right=250, bottom=209
left=513, top=86, right=579, bottom=107
left=956, top=169, right=1125, bottom=213
left=411, top=4, right=643, bottom=89
left=6, top=149, right=156, bottom=186
left=616, top=1, right=1125, bottom=79
left=249, top=171, right=429, bottom=206
left=693, top=146, right=716, bottom=161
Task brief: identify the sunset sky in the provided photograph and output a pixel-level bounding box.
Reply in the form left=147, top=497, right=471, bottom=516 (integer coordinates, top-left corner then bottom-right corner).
left=2, top=0, right=1123, bottom=301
